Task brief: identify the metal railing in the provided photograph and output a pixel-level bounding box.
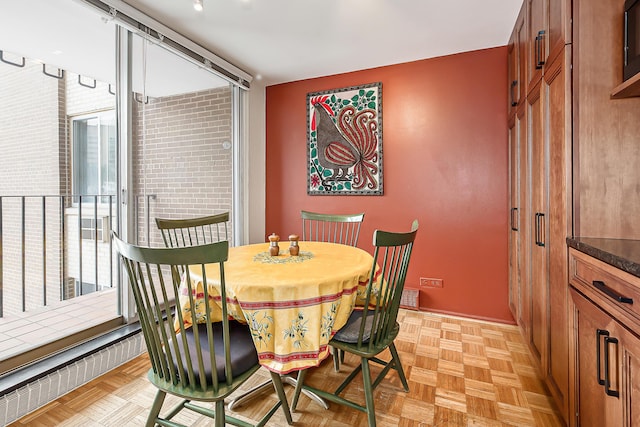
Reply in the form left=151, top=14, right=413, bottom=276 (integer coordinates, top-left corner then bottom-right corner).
left=0, top=194, right=116, bottom=318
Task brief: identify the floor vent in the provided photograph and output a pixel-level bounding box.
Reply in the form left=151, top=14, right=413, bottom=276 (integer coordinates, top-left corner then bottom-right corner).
left=400, top=288, right=420, bottom=310
left=0, top=334, right=145, bottom=425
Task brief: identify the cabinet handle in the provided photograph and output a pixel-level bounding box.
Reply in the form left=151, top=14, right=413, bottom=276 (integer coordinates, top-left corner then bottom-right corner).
left=535, top=212, right=545, bottom=247
left=535, top=30, right=546, bottom=69
left=510, top=80, right=518, bottom=107
left=604, top=336, right=620, bottom=398
left=511, top=207, right=518, bottom=231
left=593, top=280, right=634, bottom=304
left=596, top=329, right=609, bottom=386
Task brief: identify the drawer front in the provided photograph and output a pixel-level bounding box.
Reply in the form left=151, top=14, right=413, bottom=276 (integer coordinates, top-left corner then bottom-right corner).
left=569, top=248, right=640, bottom=328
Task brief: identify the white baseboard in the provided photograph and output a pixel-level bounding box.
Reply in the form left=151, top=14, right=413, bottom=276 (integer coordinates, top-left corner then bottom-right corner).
left=0, top=333, right=145, bottom=425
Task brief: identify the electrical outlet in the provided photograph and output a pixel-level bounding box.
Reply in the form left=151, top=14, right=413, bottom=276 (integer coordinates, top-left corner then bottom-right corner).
left=420, top=277, right=443, bottom=288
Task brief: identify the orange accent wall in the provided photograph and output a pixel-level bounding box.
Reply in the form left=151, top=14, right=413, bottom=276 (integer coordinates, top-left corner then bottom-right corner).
left=265, top=46, right=512, bottom=323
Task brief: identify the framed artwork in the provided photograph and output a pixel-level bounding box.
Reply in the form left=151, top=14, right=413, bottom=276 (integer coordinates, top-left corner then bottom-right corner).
left=307, top=82, right=383, bottom=195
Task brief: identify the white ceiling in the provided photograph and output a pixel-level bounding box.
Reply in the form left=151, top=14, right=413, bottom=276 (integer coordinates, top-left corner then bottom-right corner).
left=0, top=0, right=522, bottom=90
left=121, top=0, right=523, bottom=85
left=0, top=0, right=228, bottom=97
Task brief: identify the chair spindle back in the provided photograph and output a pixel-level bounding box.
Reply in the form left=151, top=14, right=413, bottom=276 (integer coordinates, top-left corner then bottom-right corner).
left=301, top=210, right=365, bottom=247
left=155, top=212, right=230, bottom=248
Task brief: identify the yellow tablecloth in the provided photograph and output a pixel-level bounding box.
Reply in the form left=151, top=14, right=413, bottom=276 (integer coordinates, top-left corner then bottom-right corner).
left=178, top=241, right=375, bottom=374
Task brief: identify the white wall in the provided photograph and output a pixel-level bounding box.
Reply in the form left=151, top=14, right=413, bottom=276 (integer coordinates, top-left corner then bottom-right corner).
left=247, top=82, right=266, bottom=244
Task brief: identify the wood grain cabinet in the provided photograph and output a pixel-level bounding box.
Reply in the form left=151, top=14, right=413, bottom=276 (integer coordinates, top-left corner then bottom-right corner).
left=526, top=0, right=570, bottom=89
left=569, top=249, right=640, bottom=427
left=507, top=7, right=526, bottom=117
left=508, top=0, right=572, bottom=422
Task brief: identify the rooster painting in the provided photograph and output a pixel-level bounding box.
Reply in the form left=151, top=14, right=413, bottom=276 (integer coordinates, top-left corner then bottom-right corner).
left=308, top=83, right=382, bottom=195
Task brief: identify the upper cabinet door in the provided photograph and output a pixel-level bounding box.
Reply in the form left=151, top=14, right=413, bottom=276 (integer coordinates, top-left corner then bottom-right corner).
left=527, top=0, right=570, bottom=89
left=527, top=0, right=546, bottom=87
left=508, top=34, right=518, bottom=116
left=547, top=0, right=570, bottom=66
left=509, top=6, right=527, bottom=116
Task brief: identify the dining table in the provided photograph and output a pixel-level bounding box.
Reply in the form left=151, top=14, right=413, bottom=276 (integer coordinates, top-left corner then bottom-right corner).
left=176, top=240, right=376, bottom=408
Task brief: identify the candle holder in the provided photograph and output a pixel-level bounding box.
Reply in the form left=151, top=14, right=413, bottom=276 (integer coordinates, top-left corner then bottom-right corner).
left=268, top=233, right=280, bottom=256
left=288, top=234, right=300, bottom=256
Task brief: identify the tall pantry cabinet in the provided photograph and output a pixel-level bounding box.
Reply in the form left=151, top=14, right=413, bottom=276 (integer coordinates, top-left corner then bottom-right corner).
left=507, top=0, right=572, bottom=422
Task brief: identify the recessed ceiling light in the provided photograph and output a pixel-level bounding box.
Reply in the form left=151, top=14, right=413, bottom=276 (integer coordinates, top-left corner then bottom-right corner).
left=193, top=0, right=203, bottom=12
left=52, top=50, right=63, bottom=55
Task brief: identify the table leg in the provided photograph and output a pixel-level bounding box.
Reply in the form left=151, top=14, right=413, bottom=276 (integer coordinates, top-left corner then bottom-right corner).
left=227, top=374, right=329, bottom=410
left=282, top=375, right=329, bottom=410
left=228, top=380, right=272, bottom=410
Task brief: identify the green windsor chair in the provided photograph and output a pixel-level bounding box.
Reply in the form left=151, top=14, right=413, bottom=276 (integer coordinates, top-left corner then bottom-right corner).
left=155, top=212, right=230, bottom=248
left=301, top=210, right=366, bottom=371
left=291, top=220, right=419, bottom=427
left=113, top=233, right=292, bottom=427
left=301, top=210, right=365, bottom=247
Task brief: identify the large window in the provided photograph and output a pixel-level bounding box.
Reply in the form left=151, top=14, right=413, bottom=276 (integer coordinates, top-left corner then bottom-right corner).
left=72, top=111, right=116, bottom=198
left=0, top=0, right=248, bottom=375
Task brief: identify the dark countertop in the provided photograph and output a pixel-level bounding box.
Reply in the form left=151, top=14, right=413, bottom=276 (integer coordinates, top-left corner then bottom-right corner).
left=567, top=237, right=640, bottom=278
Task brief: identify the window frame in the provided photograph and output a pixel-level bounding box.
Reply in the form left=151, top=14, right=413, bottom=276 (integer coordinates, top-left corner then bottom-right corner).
left=70, top=109, right=117, bottom=203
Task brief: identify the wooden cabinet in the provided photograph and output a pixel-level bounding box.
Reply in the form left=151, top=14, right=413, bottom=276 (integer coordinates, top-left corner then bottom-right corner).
left=526, top=0, right=570, bottom=88
left=508, top=3, right=530, bottom=334
left=508, top=0, right=572, bottom=421
left=508, top=118, right=518, bottom=315
left=573, top=0, right=640, bottom=239
left=569, top=248, right=640, bottom=426
left=527, top=77, right=546, bottom=364
left=542, top=49, right=572, bottom=417
left=508, top=106, right=528, bottom=329
left=525, top=51, right=571, bottom=419
left=526, top=0, right=545, bottom=86
left=508, top=7, right=526, bottom=116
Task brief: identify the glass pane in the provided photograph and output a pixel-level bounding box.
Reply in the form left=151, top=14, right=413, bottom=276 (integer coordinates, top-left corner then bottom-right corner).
left=0, top=0, right=120, bottom=369
left=100, top=113, right=117, bottom=197
left=131, top=34, right=234, bottom=248
left=74, top=117, right=100, bottom=195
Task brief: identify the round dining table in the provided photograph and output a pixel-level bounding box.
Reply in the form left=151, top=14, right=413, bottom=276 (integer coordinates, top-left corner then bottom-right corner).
left=178, top=241, right=375, bottom=374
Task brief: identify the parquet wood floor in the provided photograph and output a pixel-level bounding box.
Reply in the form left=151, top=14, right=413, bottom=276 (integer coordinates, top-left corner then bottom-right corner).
left=9, top=310, right=564, bottom=426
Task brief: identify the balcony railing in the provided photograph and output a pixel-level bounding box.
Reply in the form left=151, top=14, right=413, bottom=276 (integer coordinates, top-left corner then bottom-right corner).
left=0, top=195, right=116, bottom=318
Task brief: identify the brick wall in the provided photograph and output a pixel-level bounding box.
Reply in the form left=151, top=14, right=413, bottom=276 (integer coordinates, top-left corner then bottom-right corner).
left=0, top=59, right=64, bottom=313
left=0, top=56, right=234, bottom=315
left=132, top=86, right=233, bottom=247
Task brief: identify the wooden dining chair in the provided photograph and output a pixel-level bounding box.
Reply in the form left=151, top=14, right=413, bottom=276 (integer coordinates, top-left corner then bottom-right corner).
left=155, top=212, right=230, bottom=248
left=291, top=220, right=419, bottom=427
left=113, top=233, right=293, bottom=427
left=301, top=210, right=365, bottom=247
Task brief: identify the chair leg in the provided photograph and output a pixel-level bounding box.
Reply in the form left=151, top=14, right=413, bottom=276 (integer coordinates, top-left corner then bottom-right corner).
left=147, top=389, right=166, bottom=427
left=270, top=371, right=293, bottom=425
left=291, top=368, right=308, bottom=411
left=332, top=346, right=340, bottom=372
left=214, top=400, right=225, bottom=427
left=389, top=342, right=409, bottom=392
left=361, top=358, right=376, bottom=427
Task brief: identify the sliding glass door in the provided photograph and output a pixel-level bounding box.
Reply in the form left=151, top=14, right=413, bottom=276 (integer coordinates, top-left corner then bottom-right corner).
left=0, top=0, right=247, bottom=372
left=129, top=32, right=235, bottom=248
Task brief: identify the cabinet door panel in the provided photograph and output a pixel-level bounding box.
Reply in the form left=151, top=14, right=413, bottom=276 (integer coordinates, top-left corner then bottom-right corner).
left=509, top=119, right=519, bottom=318
left=517, top=6, right=528, bottom=99
left=571, top=288, right=620, bottom=426
left=613, top=322, right=640, bottom=426
left=508, top=40, right=517, bottom=116
left=527, top=0, right=545, bottom=86
left=545, top=49, right=571, bottom=418
left=516, top=108, right=529, bottom=331
left=528, top=81, right=546, bottom=364
left=509, top=6, right=526, bottom=115
left=547, top=0, right=568, bottom=63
